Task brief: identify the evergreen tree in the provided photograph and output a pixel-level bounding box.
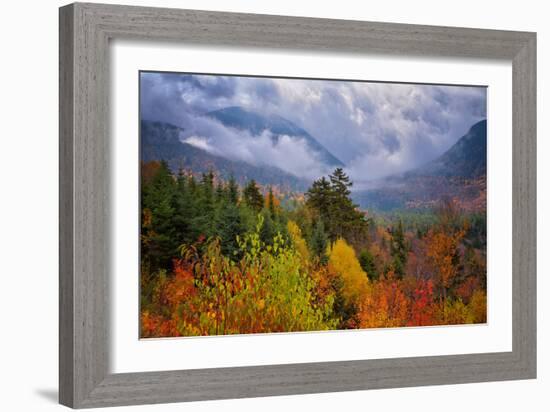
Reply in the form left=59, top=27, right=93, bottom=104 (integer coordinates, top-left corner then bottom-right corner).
left=187, top=174, right=197, bottom=193
left=243, top=179, right=264, bottom=212
left=176, top=168, right=187, bottom=191
left=306, top=168, right=367, bottom=243
left=191, top=171, right=216, bottom=239
left=310, top=219, right=329, bottom=264
left=173, top=172, right=196, bottom=245
left=227, top=174, right=239, bottom=204
left=259, top=209, right=275, bottom=246
left=140, top=161, right=178, bottom=272
left=333, top=168, right=363, bottom=240
left=267, top=186, right=276, bottom=219
left=390, top=220, right=407, bottom=279
left=328, top=168, right=356, bottom=239
left=201, top=171, right=215, bottom=204
left=215, top=202, right=245, bottom=258
left=359, top=249, right=378, bottom=281
left=215, top=181, right=225, bottom=203
left=329, top=167, right=352, bottom=198
left=306, top=176, right=332, bottom=221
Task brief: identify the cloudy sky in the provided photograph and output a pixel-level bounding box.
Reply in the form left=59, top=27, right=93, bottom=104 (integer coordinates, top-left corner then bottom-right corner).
left=140, top=71, right=486, bottom=182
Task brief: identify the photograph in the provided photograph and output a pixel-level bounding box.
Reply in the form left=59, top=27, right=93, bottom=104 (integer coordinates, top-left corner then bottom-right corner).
left=139, top=71, right=488, bottom=338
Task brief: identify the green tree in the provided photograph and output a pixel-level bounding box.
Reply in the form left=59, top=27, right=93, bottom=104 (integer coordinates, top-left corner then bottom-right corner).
left=331, top=168, right=366, bottom=241
left=215, top=181, right=225, bottom=203
left=227, top=174, right=239, bottom=204
left=259, top=209, right=276, bottom=246
left=310, top=219, right=328, bottom=263
left=306, top=168, right=367, bottom=243
left=140, top=161, right=178, bottom=272
left=187, top=174, right=197, bottom=193
left=267, top=186, right=276, bottom=219
left=191, top=171, right=216, bottom=238
left=201, top=170, right=215, bottom=203
left=359, top=249, right=378, bottom=281
left=243, top=179, right=264, bottom=212
left=173, top=171, right=197, bottom=245
left=329, top=167, right=352, bottom=198
left=389, top=220, right=407, bottom=279
left=215, top=202, right=246, bottom=258
left=306, top=176, right=332, bottom=222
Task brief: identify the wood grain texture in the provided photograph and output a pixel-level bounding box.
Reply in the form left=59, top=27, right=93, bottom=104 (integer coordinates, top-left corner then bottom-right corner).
left=59, top=4, right=74, bottom=407
left=512, top=34, right=537, bottom=374
left=59, top=2, right=537, bottom=408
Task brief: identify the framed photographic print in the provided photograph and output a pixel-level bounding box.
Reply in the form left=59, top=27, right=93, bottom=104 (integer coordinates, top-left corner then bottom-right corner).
left=138, top=71, right=489, bottom=338
left=59, top=2, right=536, bottom=408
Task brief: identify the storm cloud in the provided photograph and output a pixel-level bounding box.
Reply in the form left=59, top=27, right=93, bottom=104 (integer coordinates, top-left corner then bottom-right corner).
left=140, top=72, right=486, bottom=183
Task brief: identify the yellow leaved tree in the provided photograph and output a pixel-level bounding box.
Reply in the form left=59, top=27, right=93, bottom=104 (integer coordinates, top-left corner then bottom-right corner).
left=327, top=238, right=369, bottom=308
left=287, top=220, right=310, bottom=263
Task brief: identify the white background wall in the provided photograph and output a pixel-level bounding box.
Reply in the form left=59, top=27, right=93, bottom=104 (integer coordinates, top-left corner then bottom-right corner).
left=0, top=0, right=546, bottom=411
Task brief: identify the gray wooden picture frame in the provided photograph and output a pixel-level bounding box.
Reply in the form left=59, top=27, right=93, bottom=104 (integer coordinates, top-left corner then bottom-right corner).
left=59, top=2, right=536, bottom=409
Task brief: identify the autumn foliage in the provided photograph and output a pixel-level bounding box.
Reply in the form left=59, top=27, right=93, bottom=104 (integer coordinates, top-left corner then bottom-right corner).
left=141, top=162, right=487, bottom=337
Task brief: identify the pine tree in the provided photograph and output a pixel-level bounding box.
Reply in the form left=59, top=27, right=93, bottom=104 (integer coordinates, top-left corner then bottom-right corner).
left=259, top=209, right=275, bottom=246
left=306, top=168, right=367, bottom=243
left=329, top=167, right=352, bottom=198
left=215, top=202, right=245, bottom=258
left=201, top=171, right=215, bottom=204
left=267, top=186, right=276, bottom=219
left=328, top=168, right=364, bottom=241
left=243, top=179, right=264, bottom=212
left=227, top=174, right=239, bottom=204
left=187, top=174, right=197, bottom=193
left=215, top=181, right=225, bottom=203
left=192, top=171, right=216, bottom=239
left=306, top=176, right=332, bottom=221
left=310, top=219, right=329, bottom=264
left=359, top=249, right=378, bottom=281
left=173, top=171, right=196, bottom=245
left=140, top=161, right=178, bottom=272
left=390, top=220, right=407, bottom=279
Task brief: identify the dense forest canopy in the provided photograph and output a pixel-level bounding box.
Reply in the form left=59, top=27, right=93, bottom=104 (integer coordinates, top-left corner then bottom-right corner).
left=140, top=161, right=487, bottom=337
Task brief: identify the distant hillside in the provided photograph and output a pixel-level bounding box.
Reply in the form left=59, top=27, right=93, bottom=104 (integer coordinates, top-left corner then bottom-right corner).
left=141, top=117, right=488, bottom=213
left=412, top=119, right=487, bottom=178
left=353, top=120, right=487, bottom=212
left=140, top=120, right=310, bottom=192
left=206, top=106, right=344, bottom=168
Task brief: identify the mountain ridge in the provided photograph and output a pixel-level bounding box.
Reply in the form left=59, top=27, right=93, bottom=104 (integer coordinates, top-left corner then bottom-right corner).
left=206, top=106, right=345, bottom=168
left=141, top=116, right=487, bottom=212
left=140, top=119, right=310, bottom=192
left=353, top=119, right=487, bottom=211
left=410, top=119, right=487, bottom=179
